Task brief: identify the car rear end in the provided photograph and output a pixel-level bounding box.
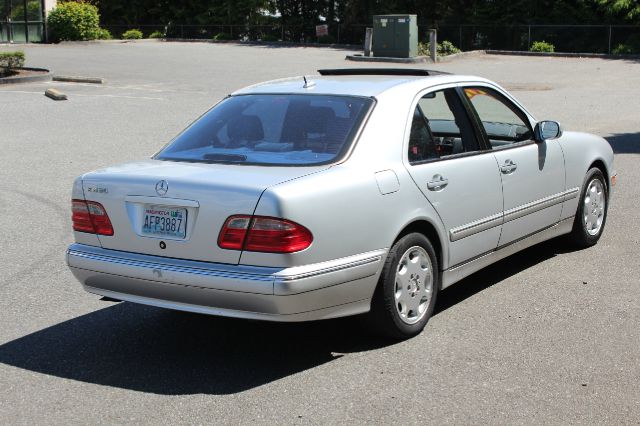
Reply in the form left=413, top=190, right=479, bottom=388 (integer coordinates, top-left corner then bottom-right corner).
left=67, top=90, right=384, bottom=321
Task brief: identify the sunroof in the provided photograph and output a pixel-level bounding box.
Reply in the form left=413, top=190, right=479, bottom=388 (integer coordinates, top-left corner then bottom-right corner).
left=317, top=68, right=451, bottom=76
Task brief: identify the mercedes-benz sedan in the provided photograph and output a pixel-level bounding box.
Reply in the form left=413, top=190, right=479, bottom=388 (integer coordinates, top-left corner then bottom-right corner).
left=67, top=69, right=615, bottom=339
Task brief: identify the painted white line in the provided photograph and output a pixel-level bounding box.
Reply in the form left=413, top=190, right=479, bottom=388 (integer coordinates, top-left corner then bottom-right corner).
left=0, top=89, right=163, bottom=101
left=87, top=93, right=164, bottom=100
left=44, top=81, right=206, bottom=94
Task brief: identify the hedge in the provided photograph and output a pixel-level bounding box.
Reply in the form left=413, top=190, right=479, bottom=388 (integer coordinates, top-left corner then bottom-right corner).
left=0, top=51, right=25, bottom=77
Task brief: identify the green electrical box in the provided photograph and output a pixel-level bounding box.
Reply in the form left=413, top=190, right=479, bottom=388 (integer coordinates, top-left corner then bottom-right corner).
left=372, top=14, right=418, bottom=58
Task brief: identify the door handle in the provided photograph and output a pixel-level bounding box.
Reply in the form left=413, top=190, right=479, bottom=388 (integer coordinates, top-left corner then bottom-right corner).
left=500, top=159, right=517, bottom=174
left=427, top=174, right=449, bottom=191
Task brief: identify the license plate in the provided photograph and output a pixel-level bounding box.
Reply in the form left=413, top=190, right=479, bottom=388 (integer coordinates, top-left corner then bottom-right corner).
left=142, top=205, right=187, bottom=239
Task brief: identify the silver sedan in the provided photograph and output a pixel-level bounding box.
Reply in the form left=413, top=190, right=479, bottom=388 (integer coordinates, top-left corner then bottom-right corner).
left=67, top=68, right=615, bottom=339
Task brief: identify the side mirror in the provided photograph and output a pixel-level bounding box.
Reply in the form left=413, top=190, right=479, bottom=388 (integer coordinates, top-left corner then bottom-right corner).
left=534, top=120, right=562, bottom=142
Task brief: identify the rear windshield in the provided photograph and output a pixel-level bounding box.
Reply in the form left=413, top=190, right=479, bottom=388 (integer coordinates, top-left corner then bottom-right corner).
left=155, top=94, right=373, bottom=166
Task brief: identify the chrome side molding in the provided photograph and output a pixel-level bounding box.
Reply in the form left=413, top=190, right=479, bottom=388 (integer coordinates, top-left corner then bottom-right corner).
left=449, top=188, right=579, bottom=242
left=442, top=217, right=574, bottom=289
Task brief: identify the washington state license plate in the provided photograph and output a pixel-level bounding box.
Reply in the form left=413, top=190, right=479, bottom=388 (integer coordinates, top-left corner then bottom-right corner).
left=142, top=205, right=187, bottom=239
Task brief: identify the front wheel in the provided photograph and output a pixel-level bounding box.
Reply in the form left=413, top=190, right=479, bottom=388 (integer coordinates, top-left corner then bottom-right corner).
left=367, top=233, right=439, bottom=340
left=568, top=167, right=608, bottom=248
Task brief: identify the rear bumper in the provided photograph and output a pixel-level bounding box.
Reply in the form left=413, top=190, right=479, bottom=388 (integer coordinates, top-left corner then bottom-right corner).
left=66, top=244, right=385, bottom=321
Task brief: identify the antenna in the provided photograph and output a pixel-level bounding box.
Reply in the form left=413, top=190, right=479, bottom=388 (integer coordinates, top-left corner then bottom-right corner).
left=303, top=76, right=315, bottom=89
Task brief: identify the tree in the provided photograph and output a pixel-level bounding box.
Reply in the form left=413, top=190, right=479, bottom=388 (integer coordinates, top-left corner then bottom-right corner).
left=596, top=0, right=640, bottom=20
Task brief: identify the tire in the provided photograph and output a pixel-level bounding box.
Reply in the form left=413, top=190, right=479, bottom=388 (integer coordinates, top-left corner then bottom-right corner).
left=567, top=167, right=608, bottom=248
left=367, top=233, right=439, bottom=340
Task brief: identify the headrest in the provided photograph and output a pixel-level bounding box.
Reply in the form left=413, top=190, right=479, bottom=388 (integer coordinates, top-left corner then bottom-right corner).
left=304, top=106, right=336, bottom=133
left=227, top=115, right=264, bottom=142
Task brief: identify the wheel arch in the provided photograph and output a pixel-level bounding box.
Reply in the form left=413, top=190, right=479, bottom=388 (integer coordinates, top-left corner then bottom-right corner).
left=393, top=219, right=446, bottom=277
left=588, top=159, right=610, bottom=193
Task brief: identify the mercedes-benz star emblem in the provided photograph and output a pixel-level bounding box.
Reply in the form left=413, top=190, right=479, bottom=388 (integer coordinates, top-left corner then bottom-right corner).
left=155, top=180, right=169, bottom=196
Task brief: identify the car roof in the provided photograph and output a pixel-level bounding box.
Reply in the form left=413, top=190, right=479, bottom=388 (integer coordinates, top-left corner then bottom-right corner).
left=231, top=70, right=493, bottom=98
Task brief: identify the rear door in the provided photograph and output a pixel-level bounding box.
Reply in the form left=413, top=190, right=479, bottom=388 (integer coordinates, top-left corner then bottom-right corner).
left=461, top=86, right=565, bottom=246
left=403, top=87, right=504, bottom=268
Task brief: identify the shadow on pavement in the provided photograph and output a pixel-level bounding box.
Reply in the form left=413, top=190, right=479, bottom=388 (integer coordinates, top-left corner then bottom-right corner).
left=605, top=133, right=640, bottom=154
left=435, top=238, right=573, bottom=315
left=0, top=303, right=384, bottom=395
left=0, top=238, right=574, bottom=395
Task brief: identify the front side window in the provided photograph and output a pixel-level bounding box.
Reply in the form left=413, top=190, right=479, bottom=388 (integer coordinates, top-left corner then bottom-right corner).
left=463, top=87, right=532, bottom=148
left=408, top=89, right=479, bottom=163
left=155, top=94, right=373, bottom=166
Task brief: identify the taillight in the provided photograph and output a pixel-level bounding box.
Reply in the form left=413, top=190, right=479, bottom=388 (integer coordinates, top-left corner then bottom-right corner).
left=218, top=215, right=312, bottom=253
left=72, top=199, right=114, bottom=236
left=217, top=216, right=251, bottom=250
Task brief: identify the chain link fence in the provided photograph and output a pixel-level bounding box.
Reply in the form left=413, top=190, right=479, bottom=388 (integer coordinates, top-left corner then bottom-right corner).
left=438, top=24, right=640, bottom=54
left=103, top=23, right=640, bottom=54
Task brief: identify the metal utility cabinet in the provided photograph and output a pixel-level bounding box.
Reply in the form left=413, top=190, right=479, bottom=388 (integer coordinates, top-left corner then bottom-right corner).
left=372, top=14, right=418, bottom=58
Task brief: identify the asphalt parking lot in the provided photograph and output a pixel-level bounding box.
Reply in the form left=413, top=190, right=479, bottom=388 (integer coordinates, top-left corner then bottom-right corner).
left=0, top=41, right=639, bottom=424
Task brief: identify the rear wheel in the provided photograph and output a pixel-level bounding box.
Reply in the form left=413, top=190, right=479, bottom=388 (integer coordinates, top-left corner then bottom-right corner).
left=568, top=167, right=608, bottom=248
left=368, top=233, right=439, bottom=340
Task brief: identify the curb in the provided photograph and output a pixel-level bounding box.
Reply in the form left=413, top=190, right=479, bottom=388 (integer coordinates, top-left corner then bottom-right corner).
left=58, top=39, right=161, bottom=45
left=53, top=75, right=104, bottom=84
left=346, top=55, right=433, bottom=64
left=0, top=67, right=52, bottom=85
left=485, top=50, right=640, bottom=60
left=344, top=50, right=485, bottom=63
left=436, top=50, right=486, bottom=62
left=163, top=38, right=361, bottom=50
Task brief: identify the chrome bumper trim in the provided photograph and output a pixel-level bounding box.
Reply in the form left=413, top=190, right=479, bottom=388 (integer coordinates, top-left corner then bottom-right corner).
left=277, top=256, right=382, bottom=281
left=67, top=248, right=274, bottom=283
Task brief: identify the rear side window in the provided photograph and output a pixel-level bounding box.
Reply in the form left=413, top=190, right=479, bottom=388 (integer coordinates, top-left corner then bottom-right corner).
left=155, top=94, right=373, bottom=166
left=408, top=89, right=479, bottom=163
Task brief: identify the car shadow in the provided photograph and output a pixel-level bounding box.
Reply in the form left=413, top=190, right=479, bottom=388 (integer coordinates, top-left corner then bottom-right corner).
left=434, top=238, right=574, bottom=315
left=605, top=133, right=640, bottom=154
left=0, top=238, right=575, bottom=395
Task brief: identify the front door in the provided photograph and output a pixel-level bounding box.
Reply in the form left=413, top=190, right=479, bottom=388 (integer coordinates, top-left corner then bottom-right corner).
left=404, top=87, right=504, bottom=268
left=461, top=86, right=565, bottom=246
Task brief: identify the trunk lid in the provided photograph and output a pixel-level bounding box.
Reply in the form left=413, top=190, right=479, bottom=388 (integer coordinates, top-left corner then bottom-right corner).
left=81, top=159, right=326, bottom=264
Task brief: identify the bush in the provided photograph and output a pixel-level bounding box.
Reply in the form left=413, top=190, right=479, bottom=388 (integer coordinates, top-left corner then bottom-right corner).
left=122, top=29, right=143, bottom=40
left=613, top=34, right=640, bottom=54
left=418, top=40, right=462, bottom=57
left=47, top=1, right=101, bottom=41
left=0, top=51, right=25, bottom=77
left=439, top=40, right=461, bottom=55
left=96, top=28, right=112, bottom=40
left=149, top=30, right=164, bottom=39
left=212, top=32, right=234, bottom=41
left=612, top=44, right=634, bottom=54
left=318, top=34, right=336, bottom=44
left=530, top=41, right=555, bottom=53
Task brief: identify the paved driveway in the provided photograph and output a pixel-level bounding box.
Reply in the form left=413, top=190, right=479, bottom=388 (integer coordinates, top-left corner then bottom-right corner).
left=0, top=41, right=638, bottom=424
